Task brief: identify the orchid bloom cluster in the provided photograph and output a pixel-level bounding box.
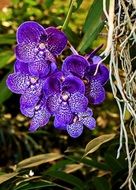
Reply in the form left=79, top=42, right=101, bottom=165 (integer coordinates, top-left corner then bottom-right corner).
left=6, top=21, right=109, bottom=138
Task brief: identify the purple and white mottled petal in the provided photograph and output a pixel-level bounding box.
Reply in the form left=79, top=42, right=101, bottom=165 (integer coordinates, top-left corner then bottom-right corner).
left=44, top=49, right=56, bottom=63
left=6, top=73, right=30, bottom=94
left=20, top=93, right=39, bottom=117
left=87, top=64, right=109, bottom=85
left=45, top=27, right=67, bottom=55
left=46, top=94, right=60, bottom=114
left=29, top=104, right=51, bottom=132
left=17, top=21, right=45, bottom=43
left=54, top=117, right=66, bottom=130
left=62, top=55, right=89, bottom=78
left=28, top=54, right=50, bottom=78
left=88, top=79, right=105, bottom=105
left=81, top=116, right=96, bottom=130
left=67, top=122, right=83, bottom=138
left=20, top=93, right=39, bottom=108
left=78, top=108, right=93, bottom=118
left=69, top=92, right=88, bottom=113
left=14, top=60, right=29, bottom=74
left=26, top=78, right=43, bottom=96
left=15, top=43, right=37, bottom=62
left=44, top=72, right=63, bottom=96
left=55, top=102, right=74, bottom=125
left=62, top=75, right=85, bottom=94
left=20, top=105, right=35, bottom=118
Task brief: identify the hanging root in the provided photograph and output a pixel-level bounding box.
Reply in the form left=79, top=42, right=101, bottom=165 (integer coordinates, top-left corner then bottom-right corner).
left=102, top=0, right=136, bottom=189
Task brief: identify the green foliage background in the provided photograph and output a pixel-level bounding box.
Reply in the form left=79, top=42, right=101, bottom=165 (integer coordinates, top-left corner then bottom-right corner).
left=0, top=0, right=134, bottom=189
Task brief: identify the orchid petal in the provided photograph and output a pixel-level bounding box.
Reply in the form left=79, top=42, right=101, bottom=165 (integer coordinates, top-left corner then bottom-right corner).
left=62, top=75, right=85, bottom=94
left=67, top=122, right=83, bottom=138
left=69, top=92, right=88, bottom=113
left=17, top=21, right=45, bottom=43
left=45, top=27, right=67, bottom=55
left=62, top=55, right=89, bottom=78
left=6, top=73, right=30, bottom=94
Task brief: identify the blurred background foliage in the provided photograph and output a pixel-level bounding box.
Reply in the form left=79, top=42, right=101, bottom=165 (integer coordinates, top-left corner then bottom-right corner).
left=0, top=0, right=135, bottom=189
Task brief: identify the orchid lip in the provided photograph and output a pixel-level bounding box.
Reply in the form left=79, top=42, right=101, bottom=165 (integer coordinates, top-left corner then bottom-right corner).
left=61, top=91, right=70, bottom=101
left=73, top=115, right=79, bottom=123
left=39, top=43, right=46, bottom=50
left=30, top=77, right=38, bottom=84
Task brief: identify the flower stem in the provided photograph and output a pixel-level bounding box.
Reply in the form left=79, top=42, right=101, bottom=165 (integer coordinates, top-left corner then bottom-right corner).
left=62, top=0, right=74, bottom=31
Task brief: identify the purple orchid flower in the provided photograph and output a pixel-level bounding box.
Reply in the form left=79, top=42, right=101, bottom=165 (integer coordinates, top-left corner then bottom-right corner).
left=62, top=54, right=109, bottom=105
left=7, top=60, right=48, bottom=115
left=67, top=108, right=96, bottom=138
left=44, top=71, right=89, bottom=130
left=28, top=95, right=51, bottom=132
left=15, top=21, right=67, bottom=77
left=6, top=60, right=51, bottom=131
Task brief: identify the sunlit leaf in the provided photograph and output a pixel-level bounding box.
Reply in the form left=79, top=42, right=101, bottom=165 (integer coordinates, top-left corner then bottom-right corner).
left=83, top=0, right=103, bottom=32
left=64, top=163, right=83, bottom=173
left=78, top=0, right=105, bottom=53
left=73, top=0, right=83, bottom=12
left=0, top=34, right=16, bottom=44
left=24, top=0, right=38, bottom=6
left=14, top=180, right=56, bottom=190
left=17, top=153, right=63, bottom=170
left=0, top=51, right=14, bottom=69
left=0, top=172, right=18, bottom=184
left=84, top=134, right=116, bottom=157
left=45, top=0, right=55, bottom=8
left=78, top=21, right=104, bottom=53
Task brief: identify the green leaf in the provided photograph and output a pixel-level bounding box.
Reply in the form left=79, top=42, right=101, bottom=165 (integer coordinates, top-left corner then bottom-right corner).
left=45, top=0, right=55, bottom=8
left=81, top=157, right=109, bottom=171
left=11, top=0, right=20, bottom=4
left=84, top=134, right=116, bottom=157
left=47, top=159, right=74, bottom=172
left=0, top=172, right=18, bottom=184
left=78, top=0, right=104, bottom=53
left=0, top=51, right=14, bottom=69
left=0, top=34, right=16, bottom=45
left=73, top=0, right=83, bottom=12
left=83, top=0, right=103, bottom=32
left=47, top=171, right=84, bottom=190
left=17, top=153, right=63, bottom=170
left=68, top=155, right=109, bottom=170
left=24, top=0, right=38, bottom=6
left=0, top=73, right=12, bottom=104
left=93, top=177, right=111, bottom=190
left=78, top=21, right=104, bottom=53
left=105, top=154, right=124, bottom=175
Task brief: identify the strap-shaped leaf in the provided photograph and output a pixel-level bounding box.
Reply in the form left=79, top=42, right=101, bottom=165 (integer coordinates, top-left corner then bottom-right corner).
left=17, top=153, right=63, bottom=170
left=0, top=172, right=18, bottom=184
left=83, top=0, right=103, bottom=32
left=84, top=134, right=116, bottom=157
left=78, top=0, right=105, bottom=53
left=47, top=170, right=84, bottom=190
left=78, top=21, right=104, bottom=53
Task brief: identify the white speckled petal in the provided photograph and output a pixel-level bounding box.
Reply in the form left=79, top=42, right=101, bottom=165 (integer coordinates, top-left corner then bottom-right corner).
left=69, top=92, right=88, bottom=113
left=67, top=122, right=83, bottom=138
